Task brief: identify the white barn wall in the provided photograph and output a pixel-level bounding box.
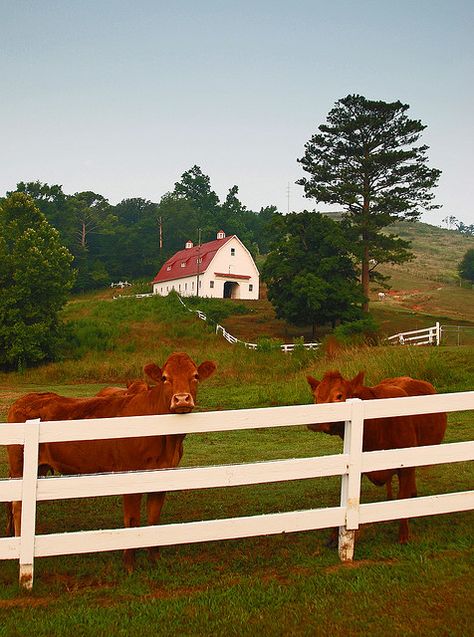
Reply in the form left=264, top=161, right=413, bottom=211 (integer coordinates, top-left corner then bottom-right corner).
left=152, top=236, right=259, bottom=300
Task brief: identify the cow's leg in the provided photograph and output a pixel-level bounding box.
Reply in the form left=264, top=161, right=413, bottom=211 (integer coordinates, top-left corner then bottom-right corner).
left=7, top=445, right=24, bottom=536
left=146, top=491, right=166, bottom=564
left=397, top=467, right=417, bottom=544
left=10, top=500, right=22, bottom=536
left=5, top=501, right=17, bottom=536
left=122, top=493, right=142, bottom=573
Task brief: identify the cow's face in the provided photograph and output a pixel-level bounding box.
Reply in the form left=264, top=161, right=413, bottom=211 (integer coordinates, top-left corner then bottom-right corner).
left=306, top=370, right=364, bottom=435
left=145, top=353, right=216, bottom=414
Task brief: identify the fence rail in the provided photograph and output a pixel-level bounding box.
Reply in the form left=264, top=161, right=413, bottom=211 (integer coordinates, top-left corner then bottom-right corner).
left=387, top=322, right=474, bottom=347
left=176, top=295, right=319, bottom=351
left=1, top=391, right=473, bottom=589
left=387, top=322, right=441, bottom=346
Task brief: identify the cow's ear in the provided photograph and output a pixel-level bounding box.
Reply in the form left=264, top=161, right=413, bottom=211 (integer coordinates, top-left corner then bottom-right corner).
left=307, top=375, right=320, bottom=391
left=350, top=371, right=365, bottom=393
left=197, top=360, right=216, bottom=380
left=144, top=363, right=162, bottom=382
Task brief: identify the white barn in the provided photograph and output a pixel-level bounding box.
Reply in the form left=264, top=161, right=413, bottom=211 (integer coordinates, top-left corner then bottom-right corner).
left=152, top=231, right=259, bottom=300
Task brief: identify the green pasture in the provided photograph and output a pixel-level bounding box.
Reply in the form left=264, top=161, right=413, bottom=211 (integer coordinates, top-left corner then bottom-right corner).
left=0, top=293, right=473, bottom=636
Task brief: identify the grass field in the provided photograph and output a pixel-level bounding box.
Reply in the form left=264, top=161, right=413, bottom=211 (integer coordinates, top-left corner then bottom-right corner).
left=0, top=285, right=473, bottom=636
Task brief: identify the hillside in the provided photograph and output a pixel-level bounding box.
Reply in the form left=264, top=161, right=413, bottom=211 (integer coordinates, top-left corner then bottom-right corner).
left=384, top=220, right=474, bottom=284
left=222, top=221, right=474, bottom=342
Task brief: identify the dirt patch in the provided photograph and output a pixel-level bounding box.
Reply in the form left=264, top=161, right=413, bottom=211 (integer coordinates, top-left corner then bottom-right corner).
left=324, top=557, right=398, bottom=573
left=40, top=572, right=115, bottom=593
left=0, top=596, right=57, bottom=609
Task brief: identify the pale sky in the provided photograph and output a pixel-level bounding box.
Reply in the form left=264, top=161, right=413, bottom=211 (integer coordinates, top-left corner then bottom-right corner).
left=1, top=0, right=473, bottom=226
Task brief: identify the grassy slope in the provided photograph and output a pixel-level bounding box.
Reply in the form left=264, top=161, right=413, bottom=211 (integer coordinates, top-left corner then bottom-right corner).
left=0, top=223, right=473, bottom=635
left=221, top=221, right=474, bottom=342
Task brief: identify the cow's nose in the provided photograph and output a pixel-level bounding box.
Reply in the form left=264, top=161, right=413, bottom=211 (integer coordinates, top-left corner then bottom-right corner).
left=170, top=393, right=195, bottom=413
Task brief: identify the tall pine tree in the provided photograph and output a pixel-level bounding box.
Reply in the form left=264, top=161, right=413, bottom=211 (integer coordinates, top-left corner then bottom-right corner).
left=298, top=94, right=441, bottom=310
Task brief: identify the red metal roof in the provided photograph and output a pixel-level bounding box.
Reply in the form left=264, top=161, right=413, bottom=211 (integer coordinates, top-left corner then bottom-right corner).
left=152, top=235, right=234, bottom=284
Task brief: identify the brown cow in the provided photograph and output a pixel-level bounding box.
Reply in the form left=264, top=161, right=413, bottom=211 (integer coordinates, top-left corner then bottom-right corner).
left=32, top=381, right=152, bottom=479
left=378, top=376, right=447, bottom=447
left=7, top=352, right=216, bottom=571
left=306, top=370, right=447, bottom=544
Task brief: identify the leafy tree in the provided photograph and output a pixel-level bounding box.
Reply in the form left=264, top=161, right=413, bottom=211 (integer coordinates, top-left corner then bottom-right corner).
left=157, top=192, right=199, bottom=260
left=68, top=191, right=115, bottom=249
left=66, top=191, right=117, bottom=290
left=110, top=198, right=160, bottom=278
left=459, top=248, right=474, bottom=282
left=217, top=185, right=258, bottom=253
left=253, top=205, right=280, bottom=254
left=297, top=94, right=441, bottom=310
left=262, top=211, right=364, bottom=336
left=173, top=165, right=220, bottom=239
left=455, top=220, right=474, bottom=236
left=0, top=193, right=75, bottom=370
left=10, top=181, right=75, bottom=246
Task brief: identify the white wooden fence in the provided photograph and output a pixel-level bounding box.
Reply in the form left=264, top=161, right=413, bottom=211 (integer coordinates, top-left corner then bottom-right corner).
left=387, top=322, right=441, bottom=346
left=1, top=391, right=473, bottom=589
left=176, top=295, right=320, bottom=351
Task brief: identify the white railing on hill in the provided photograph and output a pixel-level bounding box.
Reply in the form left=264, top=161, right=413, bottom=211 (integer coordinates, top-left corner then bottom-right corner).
left=176, top=295, right=319, bottom=352
left=1, top=391, right=473, bottom=589
left=387, top=322, right=441, bottom=346
left=113, top=292, right=319, bottom=351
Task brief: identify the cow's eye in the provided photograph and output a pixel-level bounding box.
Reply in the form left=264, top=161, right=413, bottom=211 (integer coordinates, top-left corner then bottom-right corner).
left=161, top=375, right=168, bottom=383
left=193, top=374, right=199, bottom=381
left=336, top=393, right=343, bottom=400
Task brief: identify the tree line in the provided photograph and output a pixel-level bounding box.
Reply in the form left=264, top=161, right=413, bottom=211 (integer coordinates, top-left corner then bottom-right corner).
left=3, top=168, right=279, bottom=292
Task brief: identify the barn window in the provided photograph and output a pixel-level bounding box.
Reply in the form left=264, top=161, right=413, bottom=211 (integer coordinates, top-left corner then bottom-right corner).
left=167, top=266, right=171, bottom=271
left=185, top=283, right=187, bottom=290
left=210, top=281, right=214, bottom=289
left=181, top=262, right=186, bottom=268
left=192, top=281, right=195, bottom=289
left=179, top=284, right=181, bottom=291
left=249, top=284, right=253, bottom=292
left=230, top=248, right=235, bottom=256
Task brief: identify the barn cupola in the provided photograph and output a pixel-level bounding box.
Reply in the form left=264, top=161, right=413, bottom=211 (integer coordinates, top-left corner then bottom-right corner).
left=216, top=230, right=226, bottom=239
left=185, top=240, right=194, bottom=249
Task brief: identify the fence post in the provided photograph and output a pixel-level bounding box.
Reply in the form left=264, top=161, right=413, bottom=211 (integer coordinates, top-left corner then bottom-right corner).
left=436, top=321, right=441, bottom=346
left=19, top=418, right=41, bottom=590
left=338, top=398, right=364, bottom=562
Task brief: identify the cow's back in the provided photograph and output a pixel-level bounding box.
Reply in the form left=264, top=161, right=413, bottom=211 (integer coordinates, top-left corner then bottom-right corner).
left=379, top=376, right=447, bottom=446
left=354, top=385, right=419, bottom=452
left=7, top=387, right=178, bottom=476
left=8, top=392, right=62, bottom=423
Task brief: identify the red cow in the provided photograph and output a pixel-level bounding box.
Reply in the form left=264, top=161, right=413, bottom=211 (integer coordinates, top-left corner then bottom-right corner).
left=35, top=381, right=152, bottom=478
left=306, top=370, right=447, bottom=544
left=7, top=352, right=216, bottom=571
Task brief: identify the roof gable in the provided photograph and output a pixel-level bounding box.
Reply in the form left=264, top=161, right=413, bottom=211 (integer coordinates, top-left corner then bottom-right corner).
left=152, top=235, right=235, bottom=284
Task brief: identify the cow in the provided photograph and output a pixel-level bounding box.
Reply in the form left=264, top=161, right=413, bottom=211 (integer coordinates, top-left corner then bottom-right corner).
left=6, top=352, right=216, bottom=571
left=306, top=370, right=447, bottom=545
left=33, top=381, right=152, bottom=478
left=378, top=376, right=447, bottom=447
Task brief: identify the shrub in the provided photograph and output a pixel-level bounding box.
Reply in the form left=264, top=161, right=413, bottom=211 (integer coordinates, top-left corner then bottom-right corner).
left=332, top=316, right=380, bottom=346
